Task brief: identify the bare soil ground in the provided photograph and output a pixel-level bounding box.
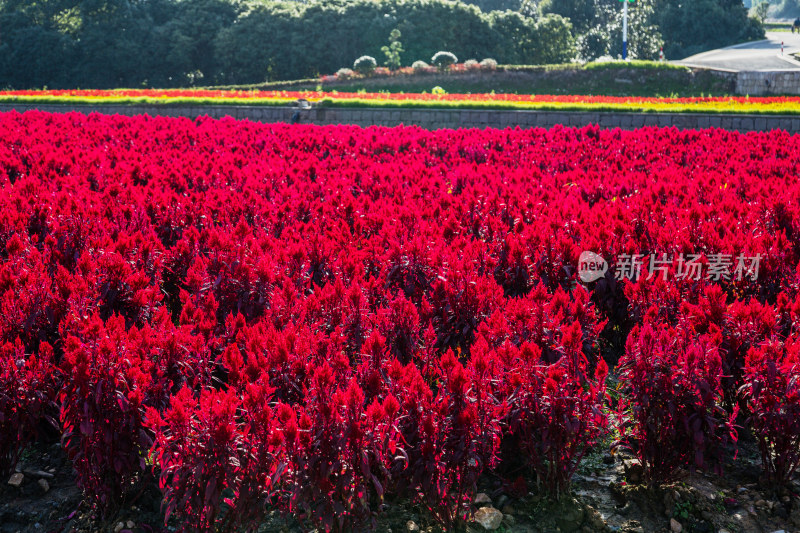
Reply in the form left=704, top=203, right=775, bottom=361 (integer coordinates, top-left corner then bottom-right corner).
left=4, top=429, right=799, bottom=533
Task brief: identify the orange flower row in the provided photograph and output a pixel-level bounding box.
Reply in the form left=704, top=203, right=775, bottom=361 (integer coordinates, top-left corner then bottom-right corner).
left=3, top=89, right=800, bottom=114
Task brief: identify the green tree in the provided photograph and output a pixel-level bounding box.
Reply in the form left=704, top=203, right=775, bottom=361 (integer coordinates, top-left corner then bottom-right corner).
left=489, top=11, right=575, bottom=64
left=531, top=13, right=577, bottom=63
left=0, top=0, right=78, bottom=88
left=580, top=0, right=663, bottom=61
left=157, top=0, right=238, bottom=85
left=462, top=0, right=526, bottom=13
left=772, top=0, right=800, bottom=18
left=381, top=28, right=404, bottom=70
left=540, top=0, right=596, bottom=32
left=214, top=2, right=304, bottom=83
left=751, top=0, right=770, bottom=22
left=652, top=0, right=764, bottom=58
left=0, top=0, right=572, bottom=88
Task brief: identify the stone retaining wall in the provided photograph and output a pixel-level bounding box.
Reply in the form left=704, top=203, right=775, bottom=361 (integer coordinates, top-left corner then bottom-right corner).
left=736, top=70, right=800, bottom=96
left=2, top=103, right=799, bottom=133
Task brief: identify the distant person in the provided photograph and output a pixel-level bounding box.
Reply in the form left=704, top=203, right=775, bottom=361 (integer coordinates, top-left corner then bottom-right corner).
left=793, top=18, right=800, bottom=33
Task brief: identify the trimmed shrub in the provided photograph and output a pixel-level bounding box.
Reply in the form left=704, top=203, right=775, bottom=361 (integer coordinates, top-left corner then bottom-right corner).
left=353, top=55, right=377, bottom=75
left=336, top=67, right=356, bottom=80
left=431, top=51, right=458, bottom=70
left=412, top=60, right=430, bottom=72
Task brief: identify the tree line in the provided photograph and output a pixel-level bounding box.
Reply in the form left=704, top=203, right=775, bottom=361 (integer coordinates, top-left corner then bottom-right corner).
left=0, top=0, right=574, bottom=89
left=537, top=0, right=763, bottom=61
left=0, top=0, right=763, bottom=90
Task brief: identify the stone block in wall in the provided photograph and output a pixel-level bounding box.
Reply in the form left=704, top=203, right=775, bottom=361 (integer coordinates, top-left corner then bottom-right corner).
left=550, top=114, right=567, bottom=127
left=643, top=115, right=659, bottom=126
left=333, top=110, right=347, bottom=126
left=507, top=112, right=518, bottom=126
left=449, top=111, right=460, bottom=127
left=273, top=109, right=288, bottom=123
left=258, top=109, right=272, bottom=123
left=597, top=114, right=616, bottom=128
left=462, top=111, right=479, bottom=127
left=540, top=113, right=553, bottom=126
left=676, top=115, right=695, bottom=130
left=575, top=113, right=596, bottom=128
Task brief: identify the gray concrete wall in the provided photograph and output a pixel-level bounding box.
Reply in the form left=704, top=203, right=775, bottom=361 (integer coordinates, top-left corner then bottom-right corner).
left=1, top=103, right=799, bottom=133
left=736, top=70, right=800, bottom=96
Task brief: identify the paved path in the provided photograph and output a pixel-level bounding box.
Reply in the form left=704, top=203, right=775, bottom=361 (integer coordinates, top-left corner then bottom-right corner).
left=676, top=32, right=800, bottom=71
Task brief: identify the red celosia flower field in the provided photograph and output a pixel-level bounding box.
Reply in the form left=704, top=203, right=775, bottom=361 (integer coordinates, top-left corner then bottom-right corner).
left=3, top=110, right=800, bottom=531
